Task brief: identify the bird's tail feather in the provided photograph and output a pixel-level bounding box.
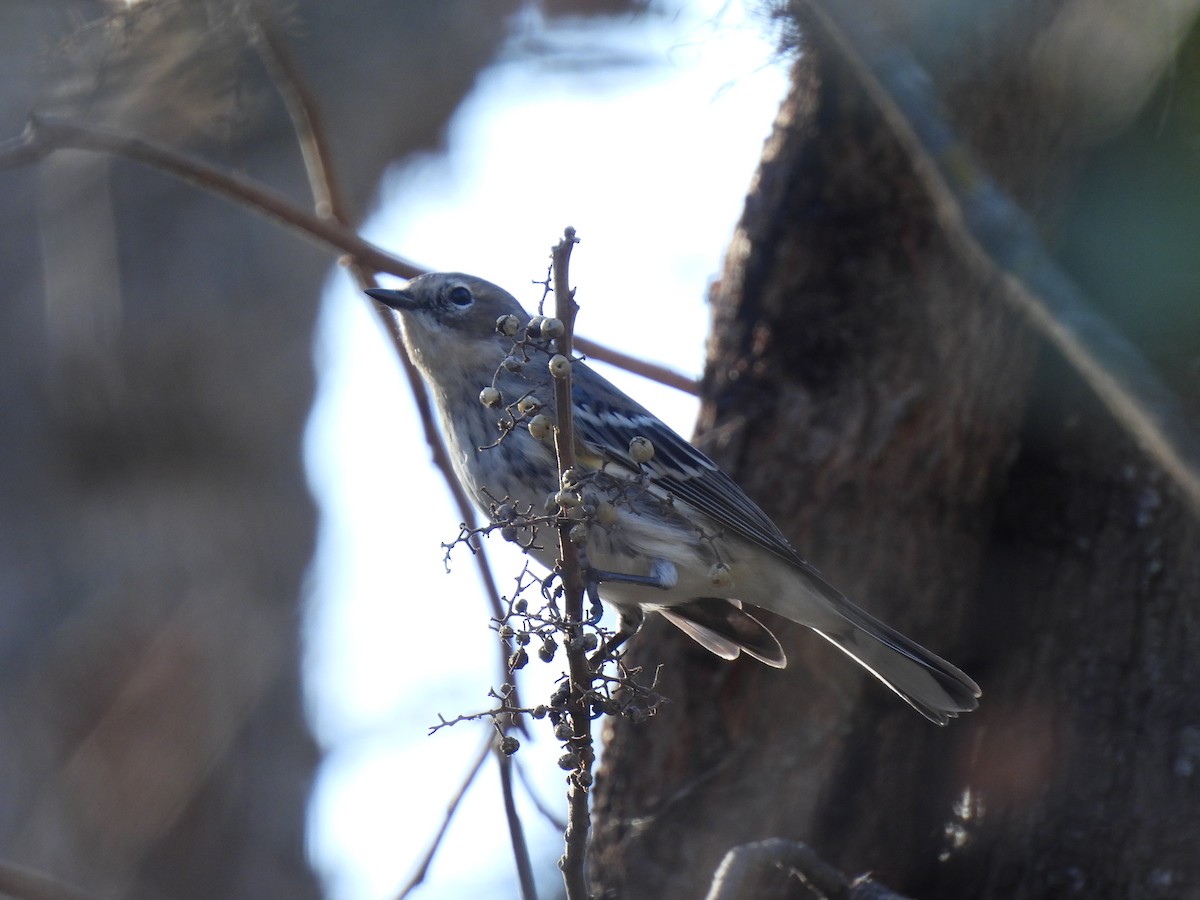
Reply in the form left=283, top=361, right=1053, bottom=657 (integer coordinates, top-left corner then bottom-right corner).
left=763, top=569, right=980, bottom=724
left=815, top=600, right=980, bottom=725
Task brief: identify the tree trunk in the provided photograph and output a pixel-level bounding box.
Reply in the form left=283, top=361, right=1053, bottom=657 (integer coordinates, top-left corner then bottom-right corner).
left=592, top=2, right=1200, bottom=898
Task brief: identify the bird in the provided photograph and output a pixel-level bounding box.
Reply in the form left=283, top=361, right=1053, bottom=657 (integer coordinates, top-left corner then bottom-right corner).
left=366, top=272, right=980, bottom=724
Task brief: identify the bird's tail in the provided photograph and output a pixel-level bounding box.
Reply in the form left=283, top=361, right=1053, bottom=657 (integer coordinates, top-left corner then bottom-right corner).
left=812, top=599, right=980, bottom=725
left=766, top=566, right=980, bottom=724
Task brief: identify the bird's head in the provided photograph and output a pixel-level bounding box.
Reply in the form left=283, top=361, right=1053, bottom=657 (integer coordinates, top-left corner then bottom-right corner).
left=366, top=272, right=532, bottom=382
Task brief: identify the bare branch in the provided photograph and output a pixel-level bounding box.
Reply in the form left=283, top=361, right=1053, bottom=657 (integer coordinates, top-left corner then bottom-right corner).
left=574, top=335, right=699, bottom=396
left=239, top=6, right=350, bottom=224
left=496, top=750, right=539, bottom=900
left=0, top=116, right=421, bottom=279
left=395, top=736, right=492, bottom=900
left=704, top=837, right=910, bottom=900
left=514, top=756, right=569, bottom=832
left=547, top=227, right=595, bottom=900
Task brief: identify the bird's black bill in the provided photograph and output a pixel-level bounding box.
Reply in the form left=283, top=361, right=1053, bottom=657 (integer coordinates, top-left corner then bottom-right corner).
left=365, top=287, right=418, bottom=311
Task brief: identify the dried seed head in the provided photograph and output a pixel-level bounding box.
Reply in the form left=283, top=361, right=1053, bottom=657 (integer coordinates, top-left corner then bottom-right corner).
left=528, top=414, right=552, bottom=441
left=541, top=317, right=565, bottom=339
left=498, top=735, right=520, bottom=756
left=557, top=752, right=578, bottom=770
left=496, top=314, right=521, bottom=337
left=501, top=355, right=524, bottom=372
left=629, top=436, right=655, bottom=463
left=479, top=386, right=502, bottom=408
left=517, top=395, right=541, bottom=415
left=569, top=523, right=589, bottom=545
left=548, top=354, right=571, bottom=379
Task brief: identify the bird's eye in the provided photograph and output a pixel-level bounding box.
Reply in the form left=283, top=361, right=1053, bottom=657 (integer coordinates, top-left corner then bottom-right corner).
left=448, top=286, right=474, bottom=307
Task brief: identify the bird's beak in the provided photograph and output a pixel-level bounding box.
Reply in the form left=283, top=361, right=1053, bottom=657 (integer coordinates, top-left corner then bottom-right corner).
left=365, top=286, right=418, bottom=311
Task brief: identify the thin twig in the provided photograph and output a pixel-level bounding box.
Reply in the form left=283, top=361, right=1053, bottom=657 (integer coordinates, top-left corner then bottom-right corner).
left=239, top=6, right=349, bottom=223
left=395, top=735, right=492, bottom=900
left=703, top=837, right=910, bottom=900
left=497, top=750, right=540, bottom=900
left=574, top=336, right=699, bottom=396
left=800, top=0, right=1200, bottom=518
left=514, top=756, right=569, bottom=832
left=0, top=116, right=421, bottom=279
left=548, top=227, right=593, bottom=900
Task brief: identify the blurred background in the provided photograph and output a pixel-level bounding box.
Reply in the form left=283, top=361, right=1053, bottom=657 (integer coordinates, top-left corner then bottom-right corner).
left=2, top=1, right=1198, bottom=899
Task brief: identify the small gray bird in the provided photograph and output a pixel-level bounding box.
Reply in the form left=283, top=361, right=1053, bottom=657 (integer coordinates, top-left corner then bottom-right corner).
left=367, top=273, right=980, bottom=724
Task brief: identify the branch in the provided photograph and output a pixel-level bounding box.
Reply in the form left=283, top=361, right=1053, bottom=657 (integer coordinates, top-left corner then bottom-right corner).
left=239, top=7, right=349, bottom=224
left=514, top=756, right=569, bottom=832
left=0, top=116, right=420, bottom=279
left=800, top=0, right=1200, bottom=518
left=395, top=735, right=492, bottom=900
left=548, top=228, right=593, bottom=900
left=496, top=750, right=539, bottom=900
left=573, top=336, right=699, bottom=396
left=703, top=838, right=910, bottom=900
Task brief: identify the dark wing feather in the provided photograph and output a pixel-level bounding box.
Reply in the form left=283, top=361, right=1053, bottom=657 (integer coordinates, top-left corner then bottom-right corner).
left=571, top=363, right=810, bottom=569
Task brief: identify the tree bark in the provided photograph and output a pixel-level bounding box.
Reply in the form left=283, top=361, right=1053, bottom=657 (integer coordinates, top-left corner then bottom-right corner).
left=592, top=2, right=1200, bottom=898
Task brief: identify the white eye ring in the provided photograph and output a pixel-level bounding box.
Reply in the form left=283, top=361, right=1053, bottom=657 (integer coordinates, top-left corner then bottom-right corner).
left=448, top=285, right=474, bottom=307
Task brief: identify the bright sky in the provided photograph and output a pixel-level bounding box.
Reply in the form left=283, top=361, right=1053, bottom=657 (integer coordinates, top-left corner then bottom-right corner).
left=303, top=4, right=791, bottom=898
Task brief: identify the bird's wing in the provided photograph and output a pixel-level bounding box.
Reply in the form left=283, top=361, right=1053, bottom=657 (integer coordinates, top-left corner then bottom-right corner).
left=571, top=364, right=811, bottom=570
